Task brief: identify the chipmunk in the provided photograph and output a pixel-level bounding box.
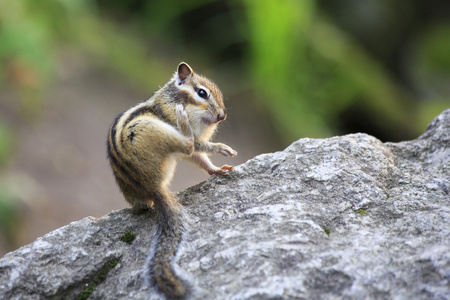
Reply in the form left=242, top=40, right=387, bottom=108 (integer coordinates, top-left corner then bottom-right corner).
left=107, top=62, right=237, bottom=299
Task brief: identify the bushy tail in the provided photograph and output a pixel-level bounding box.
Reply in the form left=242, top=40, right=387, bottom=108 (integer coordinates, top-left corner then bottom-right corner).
left=149, top=192, right=188, bottom=299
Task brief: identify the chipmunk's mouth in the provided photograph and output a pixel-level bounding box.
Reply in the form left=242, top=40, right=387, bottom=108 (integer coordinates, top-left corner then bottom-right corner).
left=202, top=117, right=215, bottom=126
left=202, top=111, right=225, bottom=126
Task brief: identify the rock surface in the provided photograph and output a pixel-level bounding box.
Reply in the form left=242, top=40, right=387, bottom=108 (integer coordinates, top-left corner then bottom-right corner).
left=1, top=110, right=449, bottom=300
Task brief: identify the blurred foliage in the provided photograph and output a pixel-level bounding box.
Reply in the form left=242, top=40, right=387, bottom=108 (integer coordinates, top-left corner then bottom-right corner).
left=419, top=24, right=450, bottom=73
left=0, top=190, right=19, bottom=247
left=0, top=0, right=447, bottom=151
left=0, top=0, right=75, bottom=247
left=0, top=122, right=13, bottom=167
left=243, top=0, right=414, bottom=140
left=0, top=121, right=16, bottom=250
left=244, top=0, right=332, bottom=139
left=2, top=0, right=447, bottom=142
left=0, top=0, right=171, bottom=110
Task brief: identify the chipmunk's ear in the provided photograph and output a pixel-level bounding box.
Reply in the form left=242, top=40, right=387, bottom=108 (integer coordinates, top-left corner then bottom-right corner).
left=176, top=62, right=193, bottom=85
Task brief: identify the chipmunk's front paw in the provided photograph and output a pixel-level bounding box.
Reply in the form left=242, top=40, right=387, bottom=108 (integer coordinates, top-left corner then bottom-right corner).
left=209, top=165, right=234, bottom=175
left=175, top=104, right=193, bottom=137
left=185, top=137, right=195, bottom=156
left=215, top=143, right=237, bottom=157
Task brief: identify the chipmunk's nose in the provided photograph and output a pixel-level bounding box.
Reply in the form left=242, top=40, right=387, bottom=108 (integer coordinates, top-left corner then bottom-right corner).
left=216, top=110, right=226, bottom=122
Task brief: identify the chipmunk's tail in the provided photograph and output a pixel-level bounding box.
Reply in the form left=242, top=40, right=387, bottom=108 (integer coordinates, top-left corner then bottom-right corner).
left=148, top=191, right=188, bottom=299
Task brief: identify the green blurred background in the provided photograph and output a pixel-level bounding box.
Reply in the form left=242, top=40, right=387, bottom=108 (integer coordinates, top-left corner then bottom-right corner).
left=0, top=0, right=449, bottom=255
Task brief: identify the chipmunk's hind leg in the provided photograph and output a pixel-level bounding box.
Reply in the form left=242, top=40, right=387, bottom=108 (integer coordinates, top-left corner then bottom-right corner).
left=121, top=117, right=193, bottom=193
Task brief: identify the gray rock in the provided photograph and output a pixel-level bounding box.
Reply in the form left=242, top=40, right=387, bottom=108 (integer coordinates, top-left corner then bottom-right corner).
left=1, top=109, right=449, bottom=300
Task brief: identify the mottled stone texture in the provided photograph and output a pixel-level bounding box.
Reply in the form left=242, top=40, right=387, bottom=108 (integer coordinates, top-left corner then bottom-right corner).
left=1, top=110, right=449, bottom=300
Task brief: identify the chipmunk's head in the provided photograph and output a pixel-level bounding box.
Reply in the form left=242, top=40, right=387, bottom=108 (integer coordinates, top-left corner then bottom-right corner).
left=172, top=62, right=226, bottom=139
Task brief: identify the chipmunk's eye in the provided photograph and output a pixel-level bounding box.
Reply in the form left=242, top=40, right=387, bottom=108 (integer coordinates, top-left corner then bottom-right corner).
left=197, top=88, right=208, bottom=99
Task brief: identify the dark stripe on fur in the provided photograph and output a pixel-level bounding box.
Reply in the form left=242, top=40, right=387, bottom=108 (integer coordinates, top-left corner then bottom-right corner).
left=165, top=83, right=200, bottom=106
left=165, top=84, right=181, bottom=104
left=122, top=105, right=151, bottom=128
left=109, top=112, right=124, bottom=157
left=148, top=102, right=172, bottom=125
left=108, top=137, right=144, bottom=191
left=122, top=103, right=172, bottom=130
left=178, top=90, right=199, bottom=106
left=107, top=112, right=146, bottom=192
